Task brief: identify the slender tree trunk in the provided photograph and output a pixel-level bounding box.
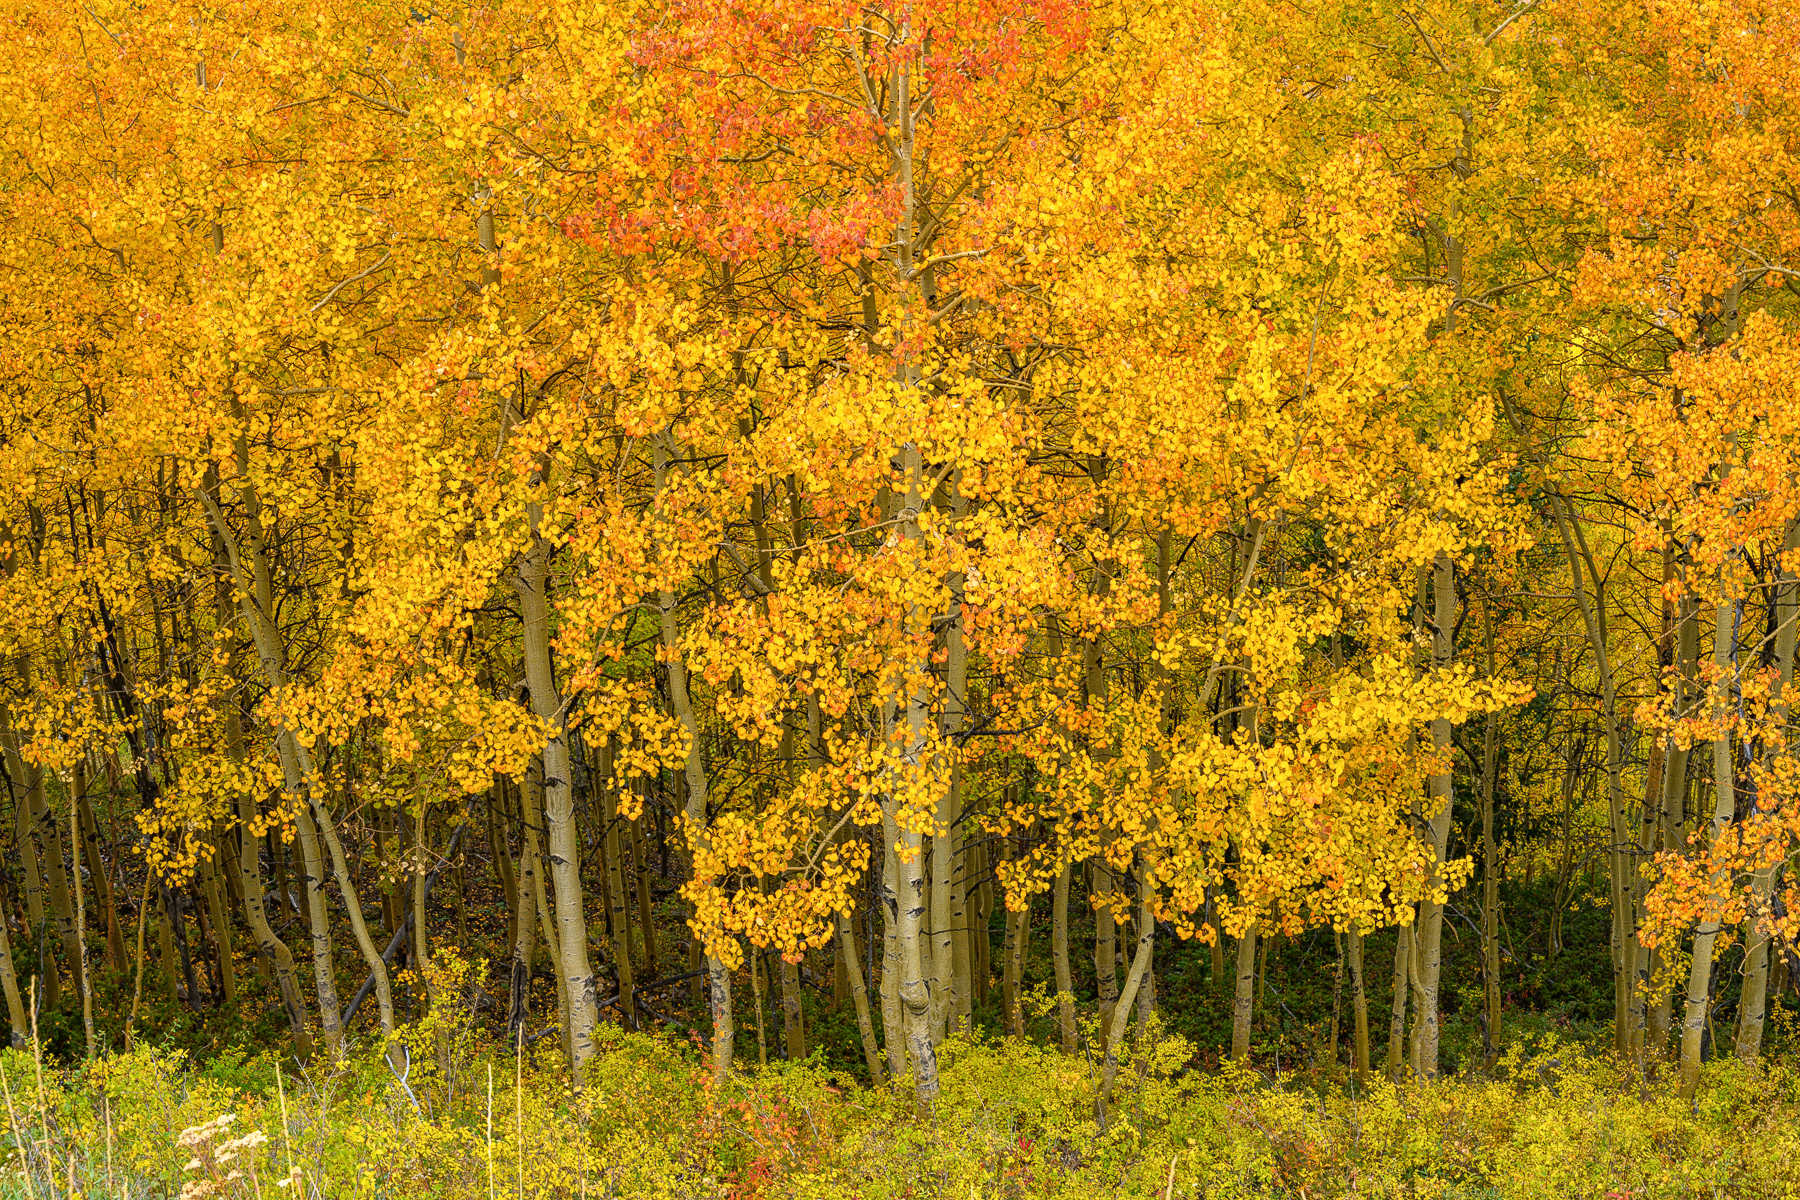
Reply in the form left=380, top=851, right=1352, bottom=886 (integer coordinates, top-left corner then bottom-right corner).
left=75, top=784, right=124, bottom=972
left=1329, top=933, right=1344, bottom=1068
left=154, top=888, right=180, bottom=1001
left=1003, top=891, right=1027, bottom=1038
left=4, top=732, right=52, bottom=1012
left=1652, top=596, right=1701, bottom=1053
left=750, top=947, right=769, bottom=1066
left=487, top=785, right=517, bottom=955
left=1052, top=864, right=1077, bottom=1052
left=1558, top=505, right=1634, bottom=1057
left=28, top=762, right=78, bottom=1010
left=290, top=779, right=342, bottom=1053
left=1230, top=922, right=1257, bottom=1061
left=0, top=868, right=25, bottom=1046
left=1093, top=861, right=1119, bottom=1034
left=229, top=766, right=309, bottom=1055
left=1387, top=926, right=1410, bottom=1080
left=541, top=883, right=572, bottom=1063
left=1411, top=553, right=1456, bottom=1077
left=971, top=837, right=993, bottom=1007
left=1479, top=607, right=1503, bottom=1069
left=1649, top=606, right=1698, bottom=1055
left=880, top=32, right=943, bottom=1116
left=517, top=510, right=602, bottom=1075
left=203, top=472, right=343, bottom=1048
left=199, top=838, right=237, bottom=1008
left=1133, top=906, right=1155, bottom=1037
left=1257, top=927, right=1276, bottom=1015
left=408, top=809, right=439, bottom=1037
left=880, top=835, right=905, bottom=1082
left=949, top=828, right=973, bottom=1033
left=656, top=439, right=734, bottom=1083
left=1348, top=929, right=1370, bottom=1085
left=1479, top=728, right=1502, bottom=1070
left=688, top=926, right=706, bottom=1016
left=893, top=798, right=937, bottom=1108
left=837, top=912, right=883, bottom=1083
left=311, top=790, right=394, bottom=1042
left=507, top=773, right=541, bottom=1036
left=928, top=520, right=968, bottom=1038
left=630, top=813, right=657, bottom=977
left=1737, top=915, right=1774, bottom=1062
left=1680, top=600, right=1740, bottom=1097
left=9, top=765, right=47, bottom=1007
left=67, top=771, right=94, bottom=1058
left=1096, top=860, right=1156, bottom=1130
left=601, top=766, right=637, bottom=1030
left=779, top=957, right=805, bottom=1059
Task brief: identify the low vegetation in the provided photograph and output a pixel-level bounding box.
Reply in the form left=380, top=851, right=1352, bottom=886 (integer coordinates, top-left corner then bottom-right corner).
left=4, top=1026, right=1794, bottom=1200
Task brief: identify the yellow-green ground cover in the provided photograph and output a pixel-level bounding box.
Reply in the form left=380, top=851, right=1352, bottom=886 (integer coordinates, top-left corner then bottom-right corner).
left=8, top=1024, right=1796, bottom=1200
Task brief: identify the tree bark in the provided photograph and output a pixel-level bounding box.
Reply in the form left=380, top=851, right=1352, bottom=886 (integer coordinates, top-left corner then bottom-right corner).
left=1052, top=863, right=1078, bottom=1052
left=1348, top=928, right=1370, bottom=1085
left=1680, top=600, right=1740, bottom=1097
left=311, top=788, right=394, bottom=1042
left=837, top=912, right=883, bottom=1083
left=657, top=438, right=734, bottom=1084
left=779, top=956, right=806, bottom=1059
left=517, top=520, right=603, bottom=1075
left=506, top=772, right=541, bottom=1036
left=1387, top=925, right=1410, bottom=1080
left=1096, top=859, right=1155, bottom=1130
left=1230, top=922, right=1257, bottom=1061
left=601, top=764, right=638, bottom=1031
left=1410, top=552, right=1456, bottom=1078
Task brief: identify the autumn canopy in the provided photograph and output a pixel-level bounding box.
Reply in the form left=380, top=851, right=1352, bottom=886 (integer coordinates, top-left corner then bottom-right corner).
left=0, top=0, right=1796, bottom=1120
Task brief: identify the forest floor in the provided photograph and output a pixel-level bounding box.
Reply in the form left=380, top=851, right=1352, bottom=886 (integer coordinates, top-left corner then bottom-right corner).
left=9, top=877, right=1795, bottom=1198
left=6, top=1023, right=1798, bottom=1199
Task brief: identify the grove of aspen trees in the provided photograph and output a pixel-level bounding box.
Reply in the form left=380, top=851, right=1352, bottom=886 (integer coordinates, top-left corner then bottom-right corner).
left=3, top=0, right=1800, bottom=1195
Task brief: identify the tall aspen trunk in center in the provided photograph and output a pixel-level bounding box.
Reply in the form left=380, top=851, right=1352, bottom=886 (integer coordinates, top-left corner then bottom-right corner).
left=216, top=620, right=309, bottom=1051
left=516, top=501, right=603, bottom=1075
left=1082, top=483, right=1119, bottom=1034
left=1095, top=857, right=1157, bottom=1130
left=1410, top=552, right=1456, bottom=1078
left=872, top=18, right=942, bottom=1116
left=1478, top=641, right=1503, bottom=1070
left=1680, top=600, right=1741, bottom=1097
left=1550, top=500, right=1632, bottom=1057
left=928, top=485, right=968, bottom=1040
left=1648, top=594, right=1699, bottom=1054
left=885, top=441, right=940, bottom=1110
left=272, top=727, right=341, bottom=1052
left=657, top=440, right=735, bottom=1084
left=202, top=469, right=360, bottom=1052
left=1407, top=112, right=1470, bottom=1081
